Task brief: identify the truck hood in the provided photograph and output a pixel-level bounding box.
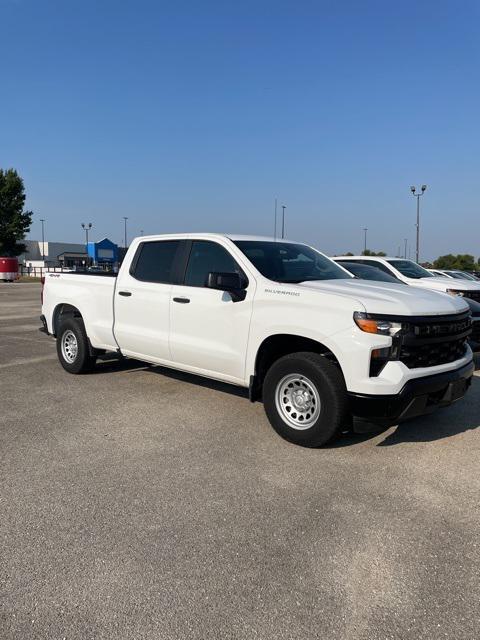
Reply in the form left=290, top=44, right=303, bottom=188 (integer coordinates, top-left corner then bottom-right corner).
left=296, top=279, right=470, bottom=316
left=404, top=276, right=480, bottom=294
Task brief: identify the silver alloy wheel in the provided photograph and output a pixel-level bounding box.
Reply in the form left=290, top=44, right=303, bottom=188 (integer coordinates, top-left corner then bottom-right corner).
left=275, top=373, right=321, bottom=430
left=61, top=329, right=78, bottom=364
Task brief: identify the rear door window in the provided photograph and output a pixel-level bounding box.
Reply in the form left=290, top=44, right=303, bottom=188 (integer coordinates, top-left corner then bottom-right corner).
left=131, top=240, right=181, bottom=283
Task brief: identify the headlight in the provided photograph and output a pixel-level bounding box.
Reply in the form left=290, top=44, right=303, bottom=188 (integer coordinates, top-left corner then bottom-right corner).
left=446, top=289, right=464, bottom=296
left=353, top=312, right=403, bottom=336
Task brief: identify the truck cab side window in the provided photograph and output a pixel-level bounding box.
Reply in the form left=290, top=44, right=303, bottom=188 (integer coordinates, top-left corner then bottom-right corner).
left=132, top=240, right=181, bottom=283
left=184, top=241, right=243, bottom=287
left=360, top=260, right=394, bottom=275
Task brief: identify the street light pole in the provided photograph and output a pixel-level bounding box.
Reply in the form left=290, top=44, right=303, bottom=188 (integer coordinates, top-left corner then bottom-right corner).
left=281, top=205, right=286, bottom=239
left=362, top=227, right=368, bottom=254
left=404, top=238, right=408, bottom=259
left=81, top=222, right=92, bottom=245
left=39, top=219, right=45, bottom=262
left=123, top=217, right=128, bottom=248
left=410, top=185, right=427, bottom=263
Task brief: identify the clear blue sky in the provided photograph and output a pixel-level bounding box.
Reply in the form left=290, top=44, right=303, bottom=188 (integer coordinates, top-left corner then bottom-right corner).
left=1, top=0, right=479, bottom=260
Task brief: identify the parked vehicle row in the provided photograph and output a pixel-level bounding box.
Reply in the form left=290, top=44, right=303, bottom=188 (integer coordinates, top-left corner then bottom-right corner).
left=333, top=256, right=480, bottom=351
left=41, top=235, right=475, bottom=447
left=428, top=268, right=480, bottom=281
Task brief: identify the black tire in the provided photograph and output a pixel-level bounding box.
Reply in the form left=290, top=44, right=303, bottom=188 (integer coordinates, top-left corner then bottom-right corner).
left=56, top=316, right=97, bottom=374
left=263, top=352, right=350, bottom=447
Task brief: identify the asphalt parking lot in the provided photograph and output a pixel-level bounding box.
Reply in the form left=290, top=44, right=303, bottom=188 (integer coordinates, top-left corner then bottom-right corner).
left=1, top=282, right=479, bottom=640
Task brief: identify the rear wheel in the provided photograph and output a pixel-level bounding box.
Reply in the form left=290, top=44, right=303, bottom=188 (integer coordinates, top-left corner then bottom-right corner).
left=56, top=317, right=96, bottom=374
left=263, top=352, right=350, bottom=447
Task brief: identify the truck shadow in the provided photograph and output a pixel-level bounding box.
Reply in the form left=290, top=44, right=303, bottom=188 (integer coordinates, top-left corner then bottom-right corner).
left=94, top=354, right=479, bottom=446
left=141, top=365, right=250, bottom=398
left=94, top=355, right=250, bottom=399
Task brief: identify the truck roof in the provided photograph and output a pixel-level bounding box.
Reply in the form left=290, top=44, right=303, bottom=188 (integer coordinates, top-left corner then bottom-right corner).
left=333, top=255, right=395, bottom=261
left=135, top=233, right=300, bottom=244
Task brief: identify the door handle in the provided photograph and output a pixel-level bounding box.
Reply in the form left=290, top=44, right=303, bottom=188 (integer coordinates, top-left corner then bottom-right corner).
left=118, top=291, right=132, bottom=297
left=173, top=297, right=190, bottom=304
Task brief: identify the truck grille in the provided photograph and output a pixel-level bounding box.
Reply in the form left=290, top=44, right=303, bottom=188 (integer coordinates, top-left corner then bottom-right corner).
left=471, top=320, right=480, bottom=343
left=457, top=291, right=480, bottom=303
left=397, top=312, right=472, bottom=369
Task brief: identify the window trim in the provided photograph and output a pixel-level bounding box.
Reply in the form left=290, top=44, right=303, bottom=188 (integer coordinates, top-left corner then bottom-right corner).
left=129, top=239, right=184, bottom=284
left=355, top=259, right=396, bottom=276
left=181, top=239, right=249, bottom=289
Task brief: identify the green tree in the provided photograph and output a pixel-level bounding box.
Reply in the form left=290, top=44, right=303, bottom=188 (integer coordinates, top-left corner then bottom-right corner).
left=433, top=254, right=457, bottom=269
left=434, top=254, right=478, bottom=271
left=455, top=254, right=477, bottom=271
left=361, top=249, right=386, bottom=257
left=0, top=169, right=33, bottom=256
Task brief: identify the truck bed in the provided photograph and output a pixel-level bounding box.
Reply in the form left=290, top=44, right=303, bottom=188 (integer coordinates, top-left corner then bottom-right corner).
left=42, top=272, right=118, bottom=350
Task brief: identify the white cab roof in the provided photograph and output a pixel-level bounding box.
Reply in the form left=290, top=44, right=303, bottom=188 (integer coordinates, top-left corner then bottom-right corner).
left=333, top=255, right=394, bottom=261
left=135, top=233, right=302, bottom=244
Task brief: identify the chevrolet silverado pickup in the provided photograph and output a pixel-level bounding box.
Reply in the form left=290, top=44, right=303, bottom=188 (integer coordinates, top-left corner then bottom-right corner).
left=40, top=234, right=474, bottom=447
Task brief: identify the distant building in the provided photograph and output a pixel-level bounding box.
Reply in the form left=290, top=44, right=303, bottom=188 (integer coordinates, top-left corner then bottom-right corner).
left=19, top=240, right=87, bottom=268
left=87, top=238, right=119, bottom=266
left=20, top=238, right=120, bottom=269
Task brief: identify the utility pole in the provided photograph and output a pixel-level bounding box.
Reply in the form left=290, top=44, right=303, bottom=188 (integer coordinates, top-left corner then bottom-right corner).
left=410, top=185, right=427, bottom=263
left=362, top=227, right=368, bottom=254
left=123, top=217, right=128, bottom=248
left=281, top=205, right=286, bottom=239
left=81, top=222, right=92, bottom=245
left=40, top=219, right=46, bottom=263
left=274, top=198, right=277, bottom=240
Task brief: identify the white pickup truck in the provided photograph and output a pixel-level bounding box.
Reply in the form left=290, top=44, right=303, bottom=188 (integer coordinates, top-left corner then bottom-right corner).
left=41, top=234, right=474, bottom=447
left=333, top=256, right=480, bottom=299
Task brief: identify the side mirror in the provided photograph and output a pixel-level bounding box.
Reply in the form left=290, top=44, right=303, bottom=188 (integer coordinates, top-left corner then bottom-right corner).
left=207, top=272, right=247, bottom=302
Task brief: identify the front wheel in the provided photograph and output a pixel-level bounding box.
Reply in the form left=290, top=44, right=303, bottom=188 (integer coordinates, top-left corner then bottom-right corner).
left=56, top=317, right=96, bottom=374
left=263, top=352, right=351, bottom=447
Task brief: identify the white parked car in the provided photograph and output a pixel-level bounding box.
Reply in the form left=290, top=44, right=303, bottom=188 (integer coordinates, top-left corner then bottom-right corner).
left=40, top=235, right=474, bottom=447
left=334, top=257, right=480, bottom=351
left=427, top=269, right=452, bottom=278
left=428, top=269, right=479, bottom=282
left=333, top=256, right=480, bottom=300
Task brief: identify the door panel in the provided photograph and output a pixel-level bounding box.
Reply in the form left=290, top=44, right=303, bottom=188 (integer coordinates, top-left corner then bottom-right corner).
left=169, top=240, right=255, bottom=381
left=113, top=240, right=182, bottom=360
left=169, top=285, right=254, bottom=380
left=114, top=276, right=173, bottom=359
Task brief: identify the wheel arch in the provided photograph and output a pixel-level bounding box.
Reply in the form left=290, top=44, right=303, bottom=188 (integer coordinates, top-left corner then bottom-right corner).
left=52, top=303, right=85, bottom=337
left=249, top=333, right=344, bottom=402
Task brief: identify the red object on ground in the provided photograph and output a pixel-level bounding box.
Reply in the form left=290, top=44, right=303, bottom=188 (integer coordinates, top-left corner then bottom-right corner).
left=0, top=257, right=19, bottom=281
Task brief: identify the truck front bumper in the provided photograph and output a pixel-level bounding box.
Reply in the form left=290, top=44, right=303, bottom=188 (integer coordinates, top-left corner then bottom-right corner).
left=348, top=360, right=475, bottom=426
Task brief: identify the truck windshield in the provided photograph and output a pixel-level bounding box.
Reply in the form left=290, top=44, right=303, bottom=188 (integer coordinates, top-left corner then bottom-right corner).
left=450, top=271, right=476, bottom=281
left=387, top=259, right=433, bottom=279
left=340, top=262, right=402, bottom=283
left=233, top=241, right=352, bottom=283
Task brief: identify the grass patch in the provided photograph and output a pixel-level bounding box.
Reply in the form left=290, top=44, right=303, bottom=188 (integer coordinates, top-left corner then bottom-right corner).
left=16, top=276, right=42, bottom=283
